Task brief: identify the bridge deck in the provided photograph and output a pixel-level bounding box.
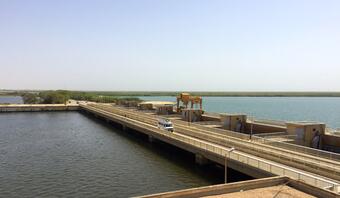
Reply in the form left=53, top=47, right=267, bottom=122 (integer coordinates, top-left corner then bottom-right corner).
left=80, top=103, right=340, bottom=193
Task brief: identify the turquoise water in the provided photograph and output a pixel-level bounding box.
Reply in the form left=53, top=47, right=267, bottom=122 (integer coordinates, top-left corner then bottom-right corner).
left=139, top=96, right=340, bottom=128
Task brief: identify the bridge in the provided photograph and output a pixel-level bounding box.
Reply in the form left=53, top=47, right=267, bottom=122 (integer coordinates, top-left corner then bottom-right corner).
left=79, top=103, right=340, bottom=194
left=1, top=102, right=339, bottom=193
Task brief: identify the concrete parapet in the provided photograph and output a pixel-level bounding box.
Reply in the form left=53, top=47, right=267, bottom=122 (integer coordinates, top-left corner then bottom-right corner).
left=137, top=176, right=339, bottom=198
left=0, top=104, right=79, bottom=112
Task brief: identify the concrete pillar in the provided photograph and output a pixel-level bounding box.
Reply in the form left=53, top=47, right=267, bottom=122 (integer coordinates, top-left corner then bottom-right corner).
left=148, top=135, right=155, bottom=143
left=195, top=153, right=209, bottom=165
left=122, top=125, right=127, bottom=131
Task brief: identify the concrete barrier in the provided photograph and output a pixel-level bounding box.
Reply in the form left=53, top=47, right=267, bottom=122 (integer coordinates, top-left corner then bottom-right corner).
left=0, top=104, right=80, bottom=112
left=137, top=176, right=339, bottom=198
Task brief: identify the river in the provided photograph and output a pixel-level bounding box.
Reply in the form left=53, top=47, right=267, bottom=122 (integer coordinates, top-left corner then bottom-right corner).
left=0, top=111, right=239, bottom=197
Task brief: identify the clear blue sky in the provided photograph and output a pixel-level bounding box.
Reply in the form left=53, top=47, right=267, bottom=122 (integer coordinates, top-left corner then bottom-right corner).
left=1, top=0, right=339, bottom=91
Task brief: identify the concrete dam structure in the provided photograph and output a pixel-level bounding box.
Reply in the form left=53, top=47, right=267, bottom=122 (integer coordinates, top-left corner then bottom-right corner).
left=1, top=102, right=340, bottom=195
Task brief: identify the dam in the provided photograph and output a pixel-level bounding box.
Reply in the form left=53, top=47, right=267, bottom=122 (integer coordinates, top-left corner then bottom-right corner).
left=0, top=100, right=339, bottom=196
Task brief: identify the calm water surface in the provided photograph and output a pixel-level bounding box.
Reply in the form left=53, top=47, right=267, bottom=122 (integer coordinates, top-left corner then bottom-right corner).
left=0, top=112, right=225, bottom=197
left=0, top=96, right=23, bottom=104
left=140, top=96, right=340, bottom=128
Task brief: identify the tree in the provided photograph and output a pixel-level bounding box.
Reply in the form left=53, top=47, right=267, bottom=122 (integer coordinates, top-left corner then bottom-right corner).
left=21, top=93, right=38, bottom=104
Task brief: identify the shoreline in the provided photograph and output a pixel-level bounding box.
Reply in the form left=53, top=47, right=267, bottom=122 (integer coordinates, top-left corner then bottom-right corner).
left=1, top=91, right=340, bottom=97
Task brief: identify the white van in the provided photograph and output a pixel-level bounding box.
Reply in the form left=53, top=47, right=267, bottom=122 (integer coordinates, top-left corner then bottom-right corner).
left=157, top=118, right=174, bottom=132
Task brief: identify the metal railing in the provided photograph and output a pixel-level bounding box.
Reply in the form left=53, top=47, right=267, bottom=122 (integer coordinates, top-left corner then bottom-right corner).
left=174, top=134, right=339, bottom=193
left=254, top=136, right=340, bottom=162
left=186, top=121, right=340, bottom=162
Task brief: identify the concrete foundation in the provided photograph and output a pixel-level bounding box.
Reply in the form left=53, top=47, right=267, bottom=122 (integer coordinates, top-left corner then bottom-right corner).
left=182, top=109, right=203, bottom=122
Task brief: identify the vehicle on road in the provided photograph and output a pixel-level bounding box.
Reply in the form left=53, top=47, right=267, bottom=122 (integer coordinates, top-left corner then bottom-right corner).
left=157, top=118, right=174, bottom=132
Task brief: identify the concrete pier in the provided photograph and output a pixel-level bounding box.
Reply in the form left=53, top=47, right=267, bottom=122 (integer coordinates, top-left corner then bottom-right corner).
left=148, top=135, right=155, bottom=143
left=195, top=153, right=210, bottom=165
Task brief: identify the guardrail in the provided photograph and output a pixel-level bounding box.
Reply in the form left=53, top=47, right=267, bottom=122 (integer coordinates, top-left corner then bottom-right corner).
left=191, top=121, right=340, bottom=162
left=182, top=120, right=340, bottom=163
left=174, top=134, right=339, bottom=193
left=253, top=132, right=289, bottom=137
left=203, top=111, right=340, bottom=162
left=255, top=136, right=340, bottom=162
left=81, top=104, right=340, bottom=193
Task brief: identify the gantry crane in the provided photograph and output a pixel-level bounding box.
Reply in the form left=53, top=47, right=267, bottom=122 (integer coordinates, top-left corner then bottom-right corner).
left=176, top=93, right=202, bottom=112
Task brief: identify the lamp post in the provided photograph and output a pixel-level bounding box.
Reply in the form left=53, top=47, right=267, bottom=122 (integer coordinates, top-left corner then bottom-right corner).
left=224, top=147, right=235, bottom=183
left=250, top=116, right=254, bottom=141
left=188, top=110, right=191, bottom=126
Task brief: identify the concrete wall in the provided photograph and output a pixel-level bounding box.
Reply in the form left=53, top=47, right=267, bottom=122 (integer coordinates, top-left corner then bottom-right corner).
left=138, top=176, right=339, bottom=198
left=244, top=122, right=287, bottom=134
left=202, top=114, right=220, bottom=122
left=322, top=134, right=340, bottom=153
left=181, top=109, right=203, bottom=122
left=0, top=104, right=79, bottom=112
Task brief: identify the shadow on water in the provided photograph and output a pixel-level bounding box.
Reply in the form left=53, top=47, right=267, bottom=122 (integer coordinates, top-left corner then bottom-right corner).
left=80, top=111, right=254, bottom=185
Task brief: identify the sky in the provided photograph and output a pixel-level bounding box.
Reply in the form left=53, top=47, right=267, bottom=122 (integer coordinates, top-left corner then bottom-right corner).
left=0, top=0, right=340, bottom=91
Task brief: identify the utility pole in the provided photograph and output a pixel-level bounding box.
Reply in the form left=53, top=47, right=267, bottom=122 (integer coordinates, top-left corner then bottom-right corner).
left=224, top=147, right=235, bottom=183
left=250, top=116, right=254, bottom=140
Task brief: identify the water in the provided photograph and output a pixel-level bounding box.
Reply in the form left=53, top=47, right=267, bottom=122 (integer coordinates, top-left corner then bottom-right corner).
left=0, top=96, right=23, bottom=104
left=0, top=112, right=232, bottom=197
left=139, top=96, right=340, bottom=128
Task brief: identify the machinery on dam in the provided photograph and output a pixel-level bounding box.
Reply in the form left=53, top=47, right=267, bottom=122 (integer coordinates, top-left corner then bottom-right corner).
left=176, top=93, right=202, bottom=112
left=176, top=93, right=204, bottom=122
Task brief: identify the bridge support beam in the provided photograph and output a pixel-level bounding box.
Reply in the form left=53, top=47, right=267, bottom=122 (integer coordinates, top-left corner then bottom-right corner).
left=122, top=125, right=128, bottom=131
left=195, top=153, right=210, bottom=166
left=148, top=135, right=155, bottom=143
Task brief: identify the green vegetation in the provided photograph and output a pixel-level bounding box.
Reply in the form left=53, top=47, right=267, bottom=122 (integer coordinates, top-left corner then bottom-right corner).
left=21, top=93, right=39, bottom=104
left=39, top=91, right=70, bottom=104
left=2, top=90, right=340, bottom=105
left=18, top=90, right=142, bottom=104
